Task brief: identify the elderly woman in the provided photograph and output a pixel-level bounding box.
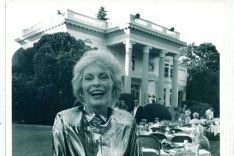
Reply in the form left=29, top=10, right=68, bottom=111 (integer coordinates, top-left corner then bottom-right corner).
left=203, top=108, right=215, bottom=125
left=52, top=50, right=141, bottom=156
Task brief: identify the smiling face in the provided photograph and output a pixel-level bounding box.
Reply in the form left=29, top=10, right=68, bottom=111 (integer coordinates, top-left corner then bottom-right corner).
left=81, top=63, right=114, bottom=111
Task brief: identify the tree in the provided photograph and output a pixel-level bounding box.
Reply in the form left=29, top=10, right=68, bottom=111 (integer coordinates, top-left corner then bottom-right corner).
left=97, top=6, right=108, bottom=21
left=180, top=43, right=220, bottom=116
left=12, top=32, right=88, bottom=125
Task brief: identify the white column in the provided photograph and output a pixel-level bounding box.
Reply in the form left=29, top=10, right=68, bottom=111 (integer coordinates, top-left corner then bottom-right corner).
left=124, top=39, right=132, bottom=93
left=141, top=46, right=151, bottom=105
left=158, top=51, right=166, bottom=104
left=171, top=55, right=178, bottom=108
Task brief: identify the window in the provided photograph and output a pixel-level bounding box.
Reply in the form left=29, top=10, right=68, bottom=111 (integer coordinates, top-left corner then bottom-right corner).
left=164, top=63, right=173, bottom=78
left=164, top=63, right=169, bottom=77
left=131, top=84, right=140, bottom=101
left=169, top=89, right=172, bottom=104
left=178, top=91, right=183, bottom=107
left=148, top=62, right=155, bottom=72
left=170, top=65, right=173, bottom=78
left=163, top=88, right=166, bottom=105
left=132, top=56, right=135, bottom=71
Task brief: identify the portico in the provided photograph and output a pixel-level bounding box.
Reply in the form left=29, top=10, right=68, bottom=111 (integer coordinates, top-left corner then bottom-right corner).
left=121, top=43, right=181, bottom=107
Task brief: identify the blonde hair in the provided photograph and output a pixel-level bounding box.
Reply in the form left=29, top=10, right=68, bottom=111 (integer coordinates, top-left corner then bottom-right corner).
left=72, top=50, right=123, bottom=106
left=193, top=112, right=199, bottom=119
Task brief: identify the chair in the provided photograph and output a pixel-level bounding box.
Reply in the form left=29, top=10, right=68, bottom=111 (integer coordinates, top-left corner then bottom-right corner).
left=138, top=135, right=161, bottom=156
left=150, top=133, right=167, bottom=142
left=170, top=128, right=183, bottom=133
left=197, top=135, right=210, bottom=151
left=174, top=151, right=196, bottom=156
left=171, top=135, right=192, bottom=143
left=151, top=127, right=166, bottom=133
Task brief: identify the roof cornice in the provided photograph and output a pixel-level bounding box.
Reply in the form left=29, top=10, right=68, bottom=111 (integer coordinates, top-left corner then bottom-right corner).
left=106, top=23, right=186, bottom=46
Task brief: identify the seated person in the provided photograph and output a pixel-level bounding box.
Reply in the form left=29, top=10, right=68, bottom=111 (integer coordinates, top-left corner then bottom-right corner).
left=189, top=112, right=201, bottom=125
left=184, top=109, right=191, bottom=125
left=204, top=108, right=215, bottom=125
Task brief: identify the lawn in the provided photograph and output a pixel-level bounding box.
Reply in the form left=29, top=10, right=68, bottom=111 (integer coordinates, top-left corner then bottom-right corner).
left=13, top=124, right=220, bottom=156
left=210, top=140, right=220, bottom=156
left=12, top=124, right=52, bottom=156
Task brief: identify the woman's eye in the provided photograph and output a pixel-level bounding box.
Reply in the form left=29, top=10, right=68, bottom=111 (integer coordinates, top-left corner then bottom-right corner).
left=84, top=76, right=93, bottom=81
left=100, top=74, right=110, bottom=80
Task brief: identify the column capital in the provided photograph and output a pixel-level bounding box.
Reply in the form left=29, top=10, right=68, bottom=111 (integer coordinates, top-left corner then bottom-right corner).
left=143, top=46, right=152, bottom=54
left=173, top=54, right=179, bottom=61
left=123, top=39, right=135, bottom=49
left=159, top=51, right=166, bottom=57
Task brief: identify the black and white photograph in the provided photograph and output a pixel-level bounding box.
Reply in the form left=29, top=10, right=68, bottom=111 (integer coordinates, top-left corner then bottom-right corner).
left=2, top=0, right=234, bottom=156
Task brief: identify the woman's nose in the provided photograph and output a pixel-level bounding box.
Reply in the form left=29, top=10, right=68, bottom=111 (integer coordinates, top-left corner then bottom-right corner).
left=92, top=77, right=101, bottom=87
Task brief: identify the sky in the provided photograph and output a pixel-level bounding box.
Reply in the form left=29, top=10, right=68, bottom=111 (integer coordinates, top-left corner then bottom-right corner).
left=6, top=1, right=227, bottom=57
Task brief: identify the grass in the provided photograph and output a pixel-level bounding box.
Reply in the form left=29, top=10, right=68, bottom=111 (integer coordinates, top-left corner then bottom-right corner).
left=209, top=135, right=220, bottom=156
left=13, top=124, right=220, bottom=156
left=12, top=124, right=52, bottom=156
left=210, top=140, right=220, bottom=156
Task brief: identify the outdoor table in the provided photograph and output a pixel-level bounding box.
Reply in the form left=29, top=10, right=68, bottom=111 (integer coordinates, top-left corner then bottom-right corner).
left=160, top=149, right=211, bottom=156
left=165, top=133, right=195, bottom=142
left=142, top=147, right=211, bottom=156
left=138, top=125, right=212, bottom=156
left=139, top=127, right=196, bottom=142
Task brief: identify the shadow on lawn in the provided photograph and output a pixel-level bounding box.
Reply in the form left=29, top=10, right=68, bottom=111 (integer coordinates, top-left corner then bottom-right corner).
left=210, top=140, right=220, bottom=156
left=13, top=124, right=52, bottom=156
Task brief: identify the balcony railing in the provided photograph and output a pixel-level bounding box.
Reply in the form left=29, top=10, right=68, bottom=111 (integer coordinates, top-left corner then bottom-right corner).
left=22, top=22, right=43, bottom=37
left=66, top=9, right=107, bottom=29
left=20, top=10, right=180, bottom=40
left=130, top=15, right=180, bottom=39
left=21, top=16, right=65, bottom=38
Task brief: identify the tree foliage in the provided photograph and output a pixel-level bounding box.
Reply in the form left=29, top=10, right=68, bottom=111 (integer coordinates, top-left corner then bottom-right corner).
left=12, top=32, right=88, bottom=125
left=97, top=6, right=108, bottom=21
left=180, top=43, right=220, bottom=116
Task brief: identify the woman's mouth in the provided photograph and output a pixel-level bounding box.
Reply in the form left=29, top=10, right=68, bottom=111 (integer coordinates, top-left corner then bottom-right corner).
left=90, top=90, right=105, bottom=98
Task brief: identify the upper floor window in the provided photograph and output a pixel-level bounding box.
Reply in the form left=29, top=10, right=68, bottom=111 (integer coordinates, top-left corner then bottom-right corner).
left=148, top=62, right=155, bottom=72
left=164, top=63, right=169, bottom=77
left=164, top=63, right=173, bottom=78
left=170, top=65, right=173, bottom=78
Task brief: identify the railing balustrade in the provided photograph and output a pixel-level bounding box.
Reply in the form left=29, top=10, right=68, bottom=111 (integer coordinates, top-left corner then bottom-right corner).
left=130, top=15, right=180, bottom=39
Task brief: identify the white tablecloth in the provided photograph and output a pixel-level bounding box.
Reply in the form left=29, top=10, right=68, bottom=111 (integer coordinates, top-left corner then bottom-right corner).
left=207, top=124, right=220, bottom=136
left=142, top=148, right=211, bottom=156
left=160, top=149, right=211, bottom=156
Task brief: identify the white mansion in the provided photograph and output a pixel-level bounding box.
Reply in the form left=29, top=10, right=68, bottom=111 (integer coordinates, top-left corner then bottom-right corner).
left=15, top=9, right=187, bottom=107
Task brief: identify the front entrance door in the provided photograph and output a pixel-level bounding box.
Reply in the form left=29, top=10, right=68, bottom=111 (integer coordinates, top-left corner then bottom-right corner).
left=131, top=84, right=140, bottom=102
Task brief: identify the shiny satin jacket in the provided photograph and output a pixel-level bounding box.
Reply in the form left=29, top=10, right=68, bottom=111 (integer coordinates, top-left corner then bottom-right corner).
left=52, top=106, right=141, bottom=156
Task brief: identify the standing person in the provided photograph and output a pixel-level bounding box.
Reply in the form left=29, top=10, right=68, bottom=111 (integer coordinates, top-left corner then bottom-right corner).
left=184, top=108, right=192, bottom=124
left=52, top=50, right=141, bottom=156
left=182, top=104, right=187, bottom=113
left=157, top=98, right=163, bottom=105
left=133, top=98, right=140, bottom=117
